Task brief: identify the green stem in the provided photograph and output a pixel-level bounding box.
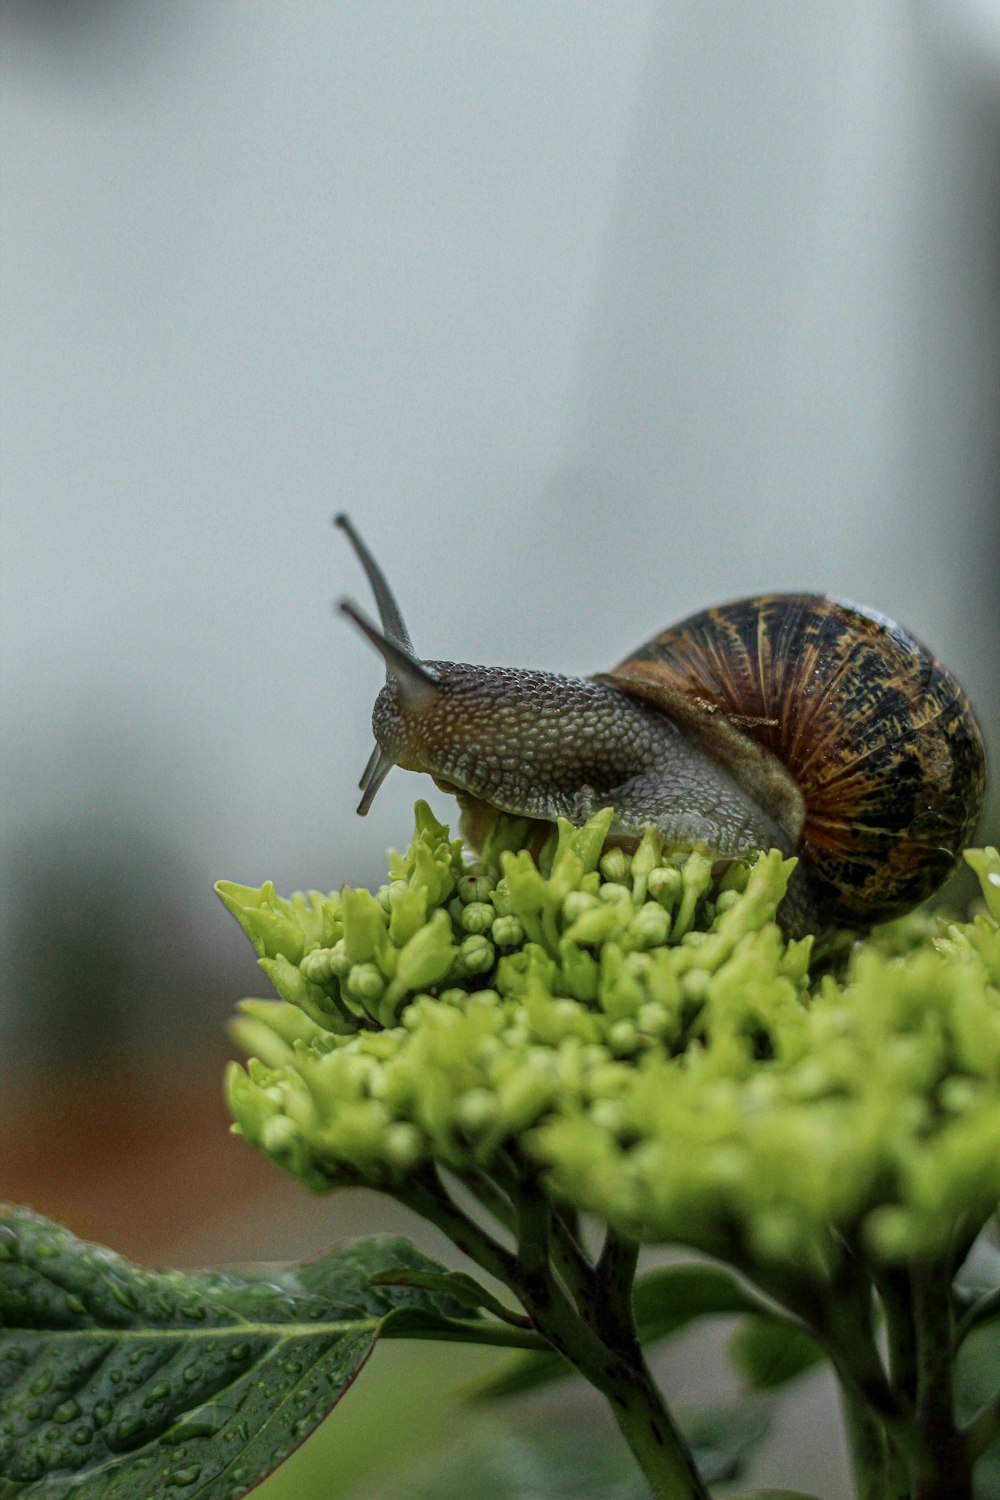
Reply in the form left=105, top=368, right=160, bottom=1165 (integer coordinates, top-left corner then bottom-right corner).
left=494, top=1151, right=594, bottom=1312
left=594, top=1227, right=640, bottom=1342
left=875, top=1266, right=918, bottom=1403
left=840, top=1384, right=891, bottom=1500
left=603, top=1347, right=711, bottom=1500
left=515, top=1272, right=710, bottom=1500
left=393, top=1168, right=520, bottom=1290
left=911, top=1258, right=971, bottom=1500
left=400, top=1166, right=709, bottom=1500
left=454, top=1164, right=517, bottom=1235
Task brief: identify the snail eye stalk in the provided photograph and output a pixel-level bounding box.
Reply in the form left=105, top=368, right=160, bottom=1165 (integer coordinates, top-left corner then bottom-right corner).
left=337, top=600, right=438, bottom=708
left=356, top=745, right=393, bottom=815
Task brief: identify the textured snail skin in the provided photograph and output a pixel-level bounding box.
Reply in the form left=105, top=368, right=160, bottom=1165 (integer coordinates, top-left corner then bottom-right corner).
left=373, top=661, right=803, bottom=874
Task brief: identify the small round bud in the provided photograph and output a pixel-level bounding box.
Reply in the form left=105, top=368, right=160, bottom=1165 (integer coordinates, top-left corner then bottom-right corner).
left=589, top=1099, right=626, bottom=1133
left=347, top=963, right=386, bottom=1002
left=637, top=1001, right=670, bottom=1037
left=681, top=969, right=709, bottom=1001
left=467, top=984, right=500, bottom=1008
left=456, top=1088, right=500, bottom=1133
left=382, top=1123, right=424, bottom=1170
left=300, top=948, right=338, bottom=985
left=458, top=873, right=495, bottom=904
left=459, top=934, right=495, bottom=975
left=438, top=987, right=469, bottom=1008
left=627, top=903, right=670, bottom=948
left=461, top=901, right=496, bottom=934
left=562, top=891, right=600, bottom=924
left=260, top=1115, right=301, bottom=1155
left=310, top=942, right=353, bottom=978
left=648, top=867, right=682, bottom=906
left=600, top=848, right=631, bottom=882
left=598, top=882, right=630, bottom=905
left=491, top=915, right=525, bottom=949
left=608, top=1020, right=638, bottom=1055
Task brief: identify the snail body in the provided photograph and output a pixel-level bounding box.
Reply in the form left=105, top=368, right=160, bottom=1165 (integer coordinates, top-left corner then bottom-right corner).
left=336, top=517, right=985, bottom=932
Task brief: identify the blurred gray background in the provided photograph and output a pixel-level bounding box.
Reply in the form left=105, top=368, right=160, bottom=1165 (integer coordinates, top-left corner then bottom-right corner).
left=2, top=4, right=999, bottom=1494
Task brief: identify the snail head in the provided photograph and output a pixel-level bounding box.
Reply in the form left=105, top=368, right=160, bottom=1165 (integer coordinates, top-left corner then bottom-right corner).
left=336, top=514, right=514, bottom=816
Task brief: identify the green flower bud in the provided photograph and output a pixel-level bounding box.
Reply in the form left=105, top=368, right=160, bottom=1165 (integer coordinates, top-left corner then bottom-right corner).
left=647, top=866, right=682, bottom=909
left=459, top=934, right=495, bottom=976
left=564, top=901, right=625, bottom=948
left=608, top=1020, right=638, bottom=1056
left=388, top=884, right=429, bottom=946
left=456, top=1088, right=500, bottom=1134
left=215, top=881, right=307, bottom=964
left=461, top=901, right=496, bottom=934
left=381, top=1122, right=425, bottom=1172
left=260, top=1115, right=303, bottom=1159
left=559, top=938, right=599, bottom=1003
left=225, top=806, right=1000, bottom=1285
left=636, top=1001, right=672, bottom=1040
left=491, top=877, right=513, bottom=916
left=626, top=902, right=671, bottom=949
left=628, top=828, right=662, bottom=902
left=562, top=890, right=600, bottom=924
left=394, top=909, right=456, bottom=992
left=341, top=886, right=388, bottom=965
left=300, top=947, right=343, bottom=985
left=492, top=915, right=526, bottom=949
left=965, top=845, right=1000, bottom=922
left=600, top=848, right=631, bottom=883
left=458, top=873, right=495, bottom=904
left=347, top=963, right=386, bottom=1003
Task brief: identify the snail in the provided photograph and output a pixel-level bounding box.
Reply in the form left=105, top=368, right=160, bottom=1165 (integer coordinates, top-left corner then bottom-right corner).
left=335, top=515, right=985, bottom=933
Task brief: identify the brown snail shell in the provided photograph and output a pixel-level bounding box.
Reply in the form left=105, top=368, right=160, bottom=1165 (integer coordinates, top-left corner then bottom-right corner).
left=601, top=594, right=986, bottom=926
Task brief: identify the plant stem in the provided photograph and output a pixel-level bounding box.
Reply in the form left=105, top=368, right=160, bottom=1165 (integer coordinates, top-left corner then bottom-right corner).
left=841, top=1383, right=891, bottom=1500
left=603, top=1347, right=711, bottom=1500
left=911, top=1258, right=971, bottom=1500
left=875, top=1266, right=918, bottom=1402
left=397, top=1166, right=709, bottom=1499
left=516, top=1273, right=710, bottom=1500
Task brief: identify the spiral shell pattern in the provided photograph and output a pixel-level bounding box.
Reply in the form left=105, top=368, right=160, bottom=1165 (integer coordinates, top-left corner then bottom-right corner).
left=609, top=595, right=986, bottom=925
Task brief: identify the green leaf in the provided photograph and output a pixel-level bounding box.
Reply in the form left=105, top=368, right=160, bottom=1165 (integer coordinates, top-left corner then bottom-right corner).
left=728, top=1315, right=825, bottom=1391
left=464, top=1347, right=570, bottom=1402
left=366, top=1397, right=771, bottom=1498
left=355, top=1407, right=649, bottom=1499
left=0, top=1206, right=506, bottom=1500
left=956, top=1286, right=1000, bottom=1346
left=678, top=1398, right=772, bottom=1484
left=368, top=1270, right=530, bottom=1329
left=632, top=1262, right=766, bottom=1340
left=956, top=1319, right=1000, bottom=1498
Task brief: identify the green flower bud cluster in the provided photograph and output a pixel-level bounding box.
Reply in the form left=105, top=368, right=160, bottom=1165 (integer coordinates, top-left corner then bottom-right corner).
left=221, top=809, right=1000, bottom=1272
